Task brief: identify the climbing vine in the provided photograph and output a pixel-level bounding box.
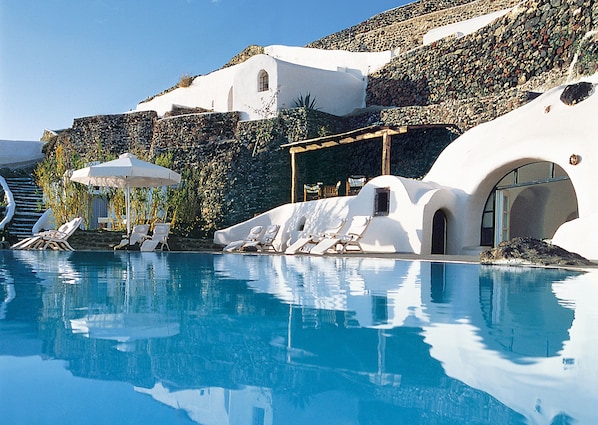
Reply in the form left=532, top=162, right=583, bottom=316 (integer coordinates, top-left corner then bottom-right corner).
left=169, top=168, right=201, bottom=237
left=34, top=143, right=90, bottom=227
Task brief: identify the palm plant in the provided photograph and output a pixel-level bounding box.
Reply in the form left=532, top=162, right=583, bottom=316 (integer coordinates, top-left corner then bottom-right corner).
left=293, top=92, right=319, bottom=110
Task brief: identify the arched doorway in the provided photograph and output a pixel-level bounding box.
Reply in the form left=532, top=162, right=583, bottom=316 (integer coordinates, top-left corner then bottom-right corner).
left=481, top=162, right=578, bottom=247
left=431, top=210, right=447, bottom=254
left=227, top=86, right=234, bottom=112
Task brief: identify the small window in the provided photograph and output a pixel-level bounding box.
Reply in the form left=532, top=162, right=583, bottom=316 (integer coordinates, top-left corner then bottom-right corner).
left=374, top=187, right=390, bottom=216
left=258, top=70, right=269, bottom=92
left=297, top=216, right=307, bottom=231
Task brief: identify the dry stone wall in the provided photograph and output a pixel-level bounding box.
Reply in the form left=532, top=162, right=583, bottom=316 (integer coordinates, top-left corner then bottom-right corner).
left=150, top=112, right=241, bottom=165
left=367, top=0, right=598, bottom=110
left=376, top=90, right=531, bottom=131
left=308, top=0, right=520, bottom=53
left=47, top=108, right=351, bottom=236
left=61, top=111, right=157, bottom=157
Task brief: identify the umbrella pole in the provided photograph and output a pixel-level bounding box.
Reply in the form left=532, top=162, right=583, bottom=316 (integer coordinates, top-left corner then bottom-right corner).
left=126, top=186, right=131, bottom=237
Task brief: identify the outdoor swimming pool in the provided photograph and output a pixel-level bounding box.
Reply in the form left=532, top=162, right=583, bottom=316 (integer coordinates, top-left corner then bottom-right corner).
left=1, top=250, right=597, bottom=425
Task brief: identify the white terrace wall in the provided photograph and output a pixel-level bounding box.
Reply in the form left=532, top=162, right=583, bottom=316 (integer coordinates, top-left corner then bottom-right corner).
left=136, top=66, right=238, bottom=117
left=263, top=45, right=395, bottom=77
left=136, top=47, right=395, bottom=121
left=422, top=8, right=513, bottom=45
left=270, top=60, right=367, bottom=118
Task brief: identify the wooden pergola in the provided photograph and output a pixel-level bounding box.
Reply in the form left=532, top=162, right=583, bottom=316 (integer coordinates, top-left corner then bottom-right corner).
left=281, top=124, right=450, bottom=202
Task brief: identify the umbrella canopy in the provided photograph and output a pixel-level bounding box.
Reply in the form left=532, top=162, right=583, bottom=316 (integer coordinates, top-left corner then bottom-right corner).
left=70, top=153, right=181, bottom=235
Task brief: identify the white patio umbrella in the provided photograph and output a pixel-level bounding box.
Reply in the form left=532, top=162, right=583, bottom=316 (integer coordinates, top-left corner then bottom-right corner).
left=70, top=152, right=181, bottom=236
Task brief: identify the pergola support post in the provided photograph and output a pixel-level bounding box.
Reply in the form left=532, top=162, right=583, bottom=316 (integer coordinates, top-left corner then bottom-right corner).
left=381, top=131, right=391, bottom=175
left=291, top=151, right=297, bottom=203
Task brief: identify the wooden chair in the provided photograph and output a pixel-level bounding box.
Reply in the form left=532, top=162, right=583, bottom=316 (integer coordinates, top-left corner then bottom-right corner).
left=322, top=181, right=341, bottom=198
left=303, top=184, right=321, bottom=201
left=346, top=176, right=367, bottom=196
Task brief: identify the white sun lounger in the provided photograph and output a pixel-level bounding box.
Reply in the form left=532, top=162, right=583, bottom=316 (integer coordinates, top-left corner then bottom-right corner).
left=11, top=217, right=83, bottom=251
left=140, top=223, right=172, bottom=252
left=240, top=224, right=280, bottom=252
left=113, top=224, right=150, bottom=250
left=284, top=218, right=346, bottom=255
left=309, top=216, right=372, bottom=255
left=222, top=225, right=264, bottom=252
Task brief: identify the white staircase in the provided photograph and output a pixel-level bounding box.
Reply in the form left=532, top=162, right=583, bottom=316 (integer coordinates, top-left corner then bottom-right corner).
left=4, top=176, right=44, bottom=240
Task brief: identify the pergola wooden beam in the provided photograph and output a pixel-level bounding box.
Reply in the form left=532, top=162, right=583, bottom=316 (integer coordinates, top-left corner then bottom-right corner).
left=281, top=124, right=452, bottom=202
left=284, top=126, right=407, bottom=154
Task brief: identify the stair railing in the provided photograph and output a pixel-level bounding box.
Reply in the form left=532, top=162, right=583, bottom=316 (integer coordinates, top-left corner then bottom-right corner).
left=0, top=176, right=15, bottom=230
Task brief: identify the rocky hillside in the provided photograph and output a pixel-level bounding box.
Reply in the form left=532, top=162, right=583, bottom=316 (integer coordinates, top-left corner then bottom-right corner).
left=367, top=0, right=597, bottom=107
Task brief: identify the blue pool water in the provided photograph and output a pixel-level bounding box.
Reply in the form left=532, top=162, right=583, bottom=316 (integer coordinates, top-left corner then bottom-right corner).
left=1, top=250, right=598, bottom=425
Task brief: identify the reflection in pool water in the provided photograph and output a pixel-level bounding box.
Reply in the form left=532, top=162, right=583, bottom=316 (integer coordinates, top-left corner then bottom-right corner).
left=1, top=250, right=597, bottom=425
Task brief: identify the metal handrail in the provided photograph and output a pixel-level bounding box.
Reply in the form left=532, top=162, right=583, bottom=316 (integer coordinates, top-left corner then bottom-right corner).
left=0, top=176, right=15, bottom=230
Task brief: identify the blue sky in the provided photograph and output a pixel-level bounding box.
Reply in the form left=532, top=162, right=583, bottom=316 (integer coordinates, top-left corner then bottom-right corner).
left=0, top=0, right=408, bottom=141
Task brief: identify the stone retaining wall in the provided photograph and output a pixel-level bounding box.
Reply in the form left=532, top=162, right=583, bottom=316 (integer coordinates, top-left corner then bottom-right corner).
left=46, top=108, right=351, bottom=236
left=378, top=89, right=532, bottom=131
left=68, top=230, right=219, bottom=251
left=150, top=112, right=241, bottom=166
left=308, top=0, right=520, bottom=53
left=61, top=111, right=158, bottom=157
left=367, top=0, right=597, bottom=109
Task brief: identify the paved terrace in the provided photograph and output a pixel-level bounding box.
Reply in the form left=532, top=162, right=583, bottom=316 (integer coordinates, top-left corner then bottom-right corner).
left=62, top=233, right=598, bottom=272
left=62, top=230, right=484, bottom=264
left=67, top=230, right=220, bottom=252
left=6, top=232, right=597, bottom=271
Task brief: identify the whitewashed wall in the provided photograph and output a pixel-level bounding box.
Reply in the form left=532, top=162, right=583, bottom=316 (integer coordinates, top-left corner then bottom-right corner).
left=424, top=74, right=598, bottom=258
left=263, top=45, right=395, bottom=76
left=136, top=46, right=395, bottom=120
